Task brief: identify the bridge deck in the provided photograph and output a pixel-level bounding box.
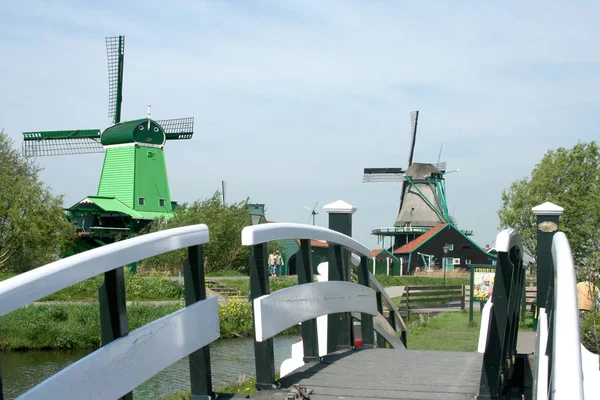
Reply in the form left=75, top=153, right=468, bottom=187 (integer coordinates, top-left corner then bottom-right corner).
left=251, top=348, right=483, bottom=399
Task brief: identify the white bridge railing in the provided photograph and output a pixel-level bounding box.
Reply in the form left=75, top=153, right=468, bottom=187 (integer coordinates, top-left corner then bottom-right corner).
left=534, top=232, right=599, bottom=400
left=241, top=222, right=407, bottom=387
left=0, top=224, right=219, bottom=400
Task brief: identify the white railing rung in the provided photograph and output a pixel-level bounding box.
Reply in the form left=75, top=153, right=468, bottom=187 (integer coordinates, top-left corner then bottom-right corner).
left=18, top=296, right=220, bottom=400
left=253, top=281, right=376, bottom=342
left=0, top=224, right=209, bottom=317
left=241, top=222, right=370, bottom=257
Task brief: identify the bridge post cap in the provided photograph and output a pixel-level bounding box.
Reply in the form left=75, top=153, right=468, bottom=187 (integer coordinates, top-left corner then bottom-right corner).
left=532, top=202, right=564, bottom=216
left=323, top=200, right=356, bottom=214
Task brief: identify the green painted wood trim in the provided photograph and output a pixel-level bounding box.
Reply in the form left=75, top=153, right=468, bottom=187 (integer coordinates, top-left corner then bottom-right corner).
left=358, top=256, right=375, bottom=348
left=249, top=243, right=277, bottom=390
left=115, top=36, right=123, bottom=124
left=375, top=292, right=386, bottom=348
left=297, top=240, right=319, bottom=360
left=184, top=245, right=213, bottom=398
left=98, top=267, right=132, bottom=400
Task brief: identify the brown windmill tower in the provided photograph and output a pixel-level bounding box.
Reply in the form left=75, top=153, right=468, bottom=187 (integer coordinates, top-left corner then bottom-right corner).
left=362, top=111, right=457, bottom=249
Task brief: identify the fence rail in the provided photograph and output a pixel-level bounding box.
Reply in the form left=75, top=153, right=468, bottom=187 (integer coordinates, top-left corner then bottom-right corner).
left=0, top=224, right=216, bottom=400
left=241, top=222, right=405, bottom=390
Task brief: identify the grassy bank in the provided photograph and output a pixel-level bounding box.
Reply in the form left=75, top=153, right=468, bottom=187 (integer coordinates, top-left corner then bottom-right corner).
left=406, top=310, right=535, bottom=352
left=407, top=311, right=482, bottom=352
left=0, top=299, right=294, bottom=351
left=0, top=271, right=183, bottom=302
left=374, top=274, right=469, bottom=288
left=211, top=278, right=296, bottom=297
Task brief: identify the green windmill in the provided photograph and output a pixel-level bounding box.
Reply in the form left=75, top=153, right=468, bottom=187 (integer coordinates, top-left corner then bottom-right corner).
left=22, top=36, right=194, bottom=255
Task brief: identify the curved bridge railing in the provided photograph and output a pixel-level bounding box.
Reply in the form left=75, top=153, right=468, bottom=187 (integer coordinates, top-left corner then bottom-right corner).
left=534, top=232, right=598, bottom=399
left=478, top=228, right=526, bottom=398
left=241, top=222, right=407, bottom=390
left=0, top=224, right=219, bottom=400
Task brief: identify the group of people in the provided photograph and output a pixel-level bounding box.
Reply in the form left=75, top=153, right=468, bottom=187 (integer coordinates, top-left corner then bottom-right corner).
left=268, top=251, right=283, bottom=277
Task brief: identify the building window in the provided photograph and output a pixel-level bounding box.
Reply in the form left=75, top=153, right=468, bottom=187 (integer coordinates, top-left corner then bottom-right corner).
left=138, top=197, right=145, bottom=206
left=159, top=198, right=166, bottom=207
left=447, top=244, right=454, bottom=251
left=465, top=259, right=472, bottom=264
left=492, top=259, right=497, bottom=266
left=411, top=207, right=415, bottom=215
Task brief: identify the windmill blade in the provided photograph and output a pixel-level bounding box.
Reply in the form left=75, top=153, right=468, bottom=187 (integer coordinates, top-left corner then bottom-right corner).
left=303, top=206, right=313, bottom=212
left=362, top=167, right=406, bottom=183
left=22, top=129, right=103, bottom=157
left=106, top=35, right=125, bottom=124
left=407, top=110, right=419, bottom=166
left=312, top=201, right=319, bottom=213
left=157, top=117, right=194, bottom=140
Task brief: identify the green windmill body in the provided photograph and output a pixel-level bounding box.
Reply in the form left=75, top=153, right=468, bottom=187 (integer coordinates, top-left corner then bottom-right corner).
left=22, top=36, right=194, bottom=254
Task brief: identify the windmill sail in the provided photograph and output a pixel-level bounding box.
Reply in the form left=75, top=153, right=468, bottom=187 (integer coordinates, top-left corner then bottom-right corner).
left=362, top=167, right=406, bottom=183
left=22, top=129, right=103, bottom=157
left=106, top=36, right=125, bottom=124
left=157, top=117, right=195, bottom=140
left=407, top=111, right=419, bottom=166
left=398, top=110, right=419, bottom=211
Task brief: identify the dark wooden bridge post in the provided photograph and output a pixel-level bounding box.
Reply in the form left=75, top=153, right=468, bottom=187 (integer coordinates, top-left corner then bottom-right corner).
left=297, top=239, right=320, bottom=360
left=532, top=202, right=563, bottom=310
left=358, top=256, right=375, bottom=347
left=325, top=200, right=357, bottom=351
left=184, top=245, right=213, bottom=400
left=249, top=243, right=277, bottom=390
left=479, top=239, right=524, bottom=399
left=99, top=267, right=132, bottom=400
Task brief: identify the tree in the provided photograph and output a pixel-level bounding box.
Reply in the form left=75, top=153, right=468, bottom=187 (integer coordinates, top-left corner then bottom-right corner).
left=141, top=192, right=253, bottom=273
left=498, top=141, right=600, bottom=273
left=0, top=131, right=75, bottom=273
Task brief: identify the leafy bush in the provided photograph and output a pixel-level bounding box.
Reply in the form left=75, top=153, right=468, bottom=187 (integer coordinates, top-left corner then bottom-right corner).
left=581, top=310, right=600, bottom=354
left=141, top=192, right=252, bottom=273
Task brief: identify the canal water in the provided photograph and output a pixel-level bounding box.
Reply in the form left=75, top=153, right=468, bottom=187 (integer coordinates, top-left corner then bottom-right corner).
left=1, top=335, right=300, bottom=399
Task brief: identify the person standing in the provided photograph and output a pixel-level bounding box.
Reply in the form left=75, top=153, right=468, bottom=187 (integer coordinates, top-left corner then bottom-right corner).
left=275, top=251, right=284, bottom=277
left=268, top=252, right=277, bottom=277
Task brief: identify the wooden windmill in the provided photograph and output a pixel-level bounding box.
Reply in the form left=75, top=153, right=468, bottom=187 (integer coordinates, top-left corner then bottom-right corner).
left=363, top=111, right=457, bottom=248
left=21, top=36, right=195, bottom=250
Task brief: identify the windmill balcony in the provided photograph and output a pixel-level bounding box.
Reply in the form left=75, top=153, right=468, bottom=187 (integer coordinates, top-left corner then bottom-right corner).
left=371, top=226, right=430, bottom=235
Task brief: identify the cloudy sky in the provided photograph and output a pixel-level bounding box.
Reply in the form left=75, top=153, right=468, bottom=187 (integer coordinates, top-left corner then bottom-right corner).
left=1, top=1, right=599, bottom=249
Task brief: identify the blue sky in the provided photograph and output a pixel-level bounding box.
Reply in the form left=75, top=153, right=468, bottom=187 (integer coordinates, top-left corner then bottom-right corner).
left=1, top=1, right=599, bottom=249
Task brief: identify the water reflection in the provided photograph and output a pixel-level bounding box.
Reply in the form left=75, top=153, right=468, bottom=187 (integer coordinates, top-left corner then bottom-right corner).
left=1, top=336, right=300, bottom=400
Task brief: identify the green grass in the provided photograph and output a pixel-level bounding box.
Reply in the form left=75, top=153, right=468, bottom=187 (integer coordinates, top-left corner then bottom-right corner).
left=0, top=303, right=181, bottom=351
left=205, top=269, right=247, bottom=277
left=161, top=377, right=259, bottom=399
left=212, top=278, right=296, bottom=297
left=0, top=300, right=296, bottom=351
left=406, top=310, right=537, bottom=352
left=375, top=275, right=469, bottom=288
left=1, top=271, right=184, bottom=302
left=407, top=311, right=482, bottom=352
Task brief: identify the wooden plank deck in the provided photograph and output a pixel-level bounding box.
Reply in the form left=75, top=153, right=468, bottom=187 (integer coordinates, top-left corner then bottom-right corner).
left=250, top=348, right=483, bottom=399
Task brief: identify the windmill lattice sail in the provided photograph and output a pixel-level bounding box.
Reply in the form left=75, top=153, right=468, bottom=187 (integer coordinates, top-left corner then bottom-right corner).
left=106, top=36, right=125, bottom=123
left=156, top=117, right=195, bottom=140
left=362, top=168, right=406, bottom=183
left=22, top=130, right=103, bottom=157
